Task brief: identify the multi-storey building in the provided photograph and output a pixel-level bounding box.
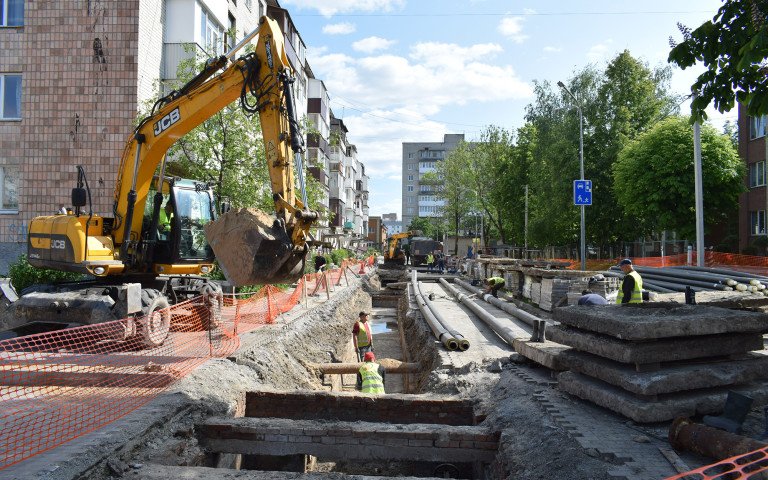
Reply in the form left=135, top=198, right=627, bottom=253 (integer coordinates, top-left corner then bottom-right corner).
left=367, top=215, right=385, bottom=247
left=0, top=0, right=375, bottom=270
left=328, top=113, right=369, bottom=240
left=738, top=106, right=768, bottom=252
left=306, top=78, right=330, bottom=212
left=401, top=134, right=464, bottom=228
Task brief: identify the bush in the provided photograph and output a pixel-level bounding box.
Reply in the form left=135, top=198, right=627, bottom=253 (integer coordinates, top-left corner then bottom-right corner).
left=329, top=248, right=351, bottom=266
left=9, top=254, right=85, bottom=293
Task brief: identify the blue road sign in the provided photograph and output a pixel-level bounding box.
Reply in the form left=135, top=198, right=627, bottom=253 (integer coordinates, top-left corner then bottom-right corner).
left=573, top=180, right=592, bottom=206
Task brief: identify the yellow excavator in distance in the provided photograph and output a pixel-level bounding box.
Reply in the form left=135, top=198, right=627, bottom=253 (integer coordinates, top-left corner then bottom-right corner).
left=383, top=231, right=419, bottom=267
left=12, top=16, right=317, bottom=347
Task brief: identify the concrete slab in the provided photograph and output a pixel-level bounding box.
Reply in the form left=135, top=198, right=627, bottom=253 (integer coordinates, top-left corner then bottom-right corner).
left=511, top=339, right=569, bottom=371
left=547, top=325, right=764, bottom=365
left=134, top=464, right=447, bottom=479
left=657, top=291, right=768, bottom=311
left=553, top=303, right=768, bottom=340
left=558, top=371, right=768, bottom=423
left=559, top=350, right=768, bottom=395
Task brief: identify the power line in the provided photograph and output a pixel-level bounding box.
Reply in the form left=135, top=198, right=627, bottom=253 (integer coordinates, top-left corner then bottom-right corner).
left=294, top=10, right=713, bottom=18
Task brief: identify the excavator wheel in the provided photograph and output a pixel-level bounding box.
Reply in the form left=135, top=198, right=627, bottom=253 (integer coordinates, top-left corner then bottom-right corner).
left=138, top=289, right=171, bottom=348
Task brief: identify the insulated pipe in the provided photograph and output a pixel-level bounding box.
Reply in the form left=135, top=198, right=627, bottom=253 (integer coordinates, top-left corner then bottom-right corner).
left=640, top=281, right=676, bottom=294
left=418, top=281, right=470, bottom=351
left=669, top=417, right=767, bottom=461
left=671, top=265, right=768, bottom=282
left=610, top=268, right=721, bottom=291
left=631, top=266, right=737, bottom=287
left=310, top=359, right=421, bottom=374
left=609, top=271, right=699, bottom=293
left=453, top=278, right=542, bottom=328
left=439, top=278, right=519, bottom=346
left=411, top=272, right=458, bottom=351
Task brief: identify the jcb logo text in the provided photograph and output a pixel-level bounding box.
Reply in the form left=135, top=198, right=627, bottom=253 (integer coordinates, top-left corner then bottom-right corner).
left=153, top=108, right=181, bottom=136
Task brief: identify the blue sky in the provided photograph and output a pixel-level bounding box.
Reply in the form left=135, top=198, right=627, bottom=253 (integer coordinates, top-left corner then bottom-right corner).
left=280, top=0, right=729, bottom=219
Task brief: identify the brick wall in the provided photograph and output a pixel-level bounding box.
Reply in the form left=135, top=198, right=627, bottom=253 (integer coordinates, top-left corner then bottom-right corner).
left=245, top=390, right=479, bottom=426
left=0, top=0, right=140, bottom=256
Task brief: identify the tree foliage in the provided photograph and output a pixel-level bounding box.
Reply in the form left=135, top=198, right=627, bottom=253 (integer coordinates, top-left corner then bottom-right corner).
left=668, top=0, right=768, bottom=122
left=435, top=142, right=477, bottom=253
left=613, top=116, right=744, bottom=239
left=407, top=216, right=441, bottom=240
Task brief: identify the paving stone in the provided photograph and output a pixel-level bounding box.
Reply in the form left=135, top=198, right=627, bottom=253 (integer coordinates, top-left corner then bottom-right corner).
left=553, top=303, right=768, bottom=340
left=559, top=350, right=768, bottom=395
left=548, top=325, right=763, bottom=364
left=557, top=371, right=768, bottom=423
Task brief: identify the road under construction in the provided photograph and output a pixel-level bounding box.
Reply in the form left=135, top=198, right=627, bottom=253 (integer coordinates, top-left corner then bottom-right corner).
left=1, top=257, right=768, bottom=479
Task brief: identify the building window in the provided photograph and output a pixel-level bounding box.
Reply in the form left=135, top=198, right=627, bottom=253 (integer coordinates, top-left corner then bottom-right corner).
left=407, top=164, right=413, bottom=170
left=407, top=185, right=413, bottom=192
left=751, top=116, right=768, bottom=140
left=408, top=153, right=415, bottom=159
left=0, top=74, right=21, bottom=120
left=750, top=161, right=765, bottom=188
left=407, top=175, right=413, bottom=181
left=200, top=3, right=224, bottom=55
left=751, top=210, right=766, bottom=235
left=407, top=207, right=416, bottom=214
left=0, top=166, right=18, bottom=212
left=1, top=0, right=23, bottom=26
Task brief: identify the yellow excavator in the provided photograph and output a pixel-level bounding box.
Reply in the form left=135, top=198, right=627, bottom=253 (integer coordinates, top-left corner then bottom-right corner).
left=11, top=16, right=317, bottom=347
left=383, top=231, right=417, bottom=266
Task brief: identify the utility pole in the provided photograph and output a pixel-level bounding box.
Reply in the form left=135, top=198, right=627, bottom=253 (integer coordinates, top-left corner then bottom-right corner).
left=524, top=184, right=529, bottom=256
left=558, top=81, right=586, bottom=271
left=693, top=113, right=704, bottom=267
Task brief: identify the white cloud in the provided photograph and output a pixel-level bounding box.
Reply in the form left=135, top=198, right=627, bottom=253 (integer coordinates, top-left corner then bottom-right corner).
left=497, top=17, right=528, bottom=43
left=352, top=36, right=396, bottom=53
left=543, top=46, right=562, bottom=53
left=279, top=0, right=405, bottom=17
left=523, top=8, right=537, bottom=15
left=587, top=39, right=614, bottom=62
left=322, top=23, right=356, bottom=35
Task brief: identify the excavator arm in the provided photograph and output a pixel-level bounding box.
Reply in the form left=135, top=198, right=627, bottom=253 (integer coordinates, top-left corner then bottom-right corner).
left=112, top=16, right=316, bottom=283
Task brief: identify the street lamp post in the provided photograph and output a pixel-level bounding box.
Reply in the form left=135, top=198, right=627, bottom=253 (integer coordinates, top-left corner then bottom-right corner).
left=557, top=81, right=586, bottom=271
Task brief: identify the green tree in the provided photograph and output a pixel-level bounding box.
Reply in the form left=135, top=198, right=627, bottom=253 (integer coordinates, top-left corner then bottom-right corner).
left=613, top=116, right=744, bottom=239
left=434, top=142, right=477, bottom=254
left=407, top=217, right=440, bottom=239
left=668, top=0, right=768, bottom=122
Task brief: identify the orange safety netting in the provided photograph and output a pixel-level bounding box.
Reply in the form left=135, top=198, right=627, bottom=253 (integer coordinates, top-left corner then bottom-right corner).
left=665, top=446, right=768, bottom=479
left=0, top=257, right=372, bottom=470
left=552, top=251, right=768, bottom=276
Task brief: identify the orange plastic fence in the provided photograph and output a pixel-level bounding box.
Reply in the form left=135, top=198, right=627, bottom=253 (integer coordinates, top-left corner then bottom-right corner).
left=665, top=446, right=768, bottom=479
left=0, top=257, right=371, bottom=470
left=553, top=251, right=768, bottom=276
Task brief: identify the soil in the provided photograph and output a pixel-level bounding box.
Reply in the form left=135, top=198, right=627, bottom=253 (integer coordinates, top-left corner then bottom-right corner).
left=5, top=269, right=752, bottom=480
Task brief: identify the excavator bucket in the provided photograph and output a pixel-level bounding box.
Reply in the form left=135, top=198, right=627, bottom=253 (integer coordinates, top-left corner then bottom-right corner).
left=204, top=208, right=307, bottom=287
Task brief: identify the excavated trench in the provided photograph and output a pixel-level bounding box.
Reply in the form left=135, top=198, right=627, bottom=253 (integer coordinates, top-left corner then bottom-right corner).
left=34, top=270, right=504, bottom=480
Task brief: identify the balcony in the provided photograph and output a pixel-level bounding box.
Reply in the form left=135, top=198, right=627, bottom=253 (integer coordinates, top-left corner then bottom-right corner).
left=162, top=43, right=205, bottom=82
left=308, top=166, right=329, bottom=187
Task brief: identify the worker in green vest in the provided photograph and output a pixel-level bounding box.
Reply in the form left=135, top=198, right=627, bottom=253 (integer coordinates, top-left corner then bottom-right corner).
left=352, top=311, right=373, bottom=361
left=616, top=258, right=643, bottom=304
left=357, top=351, right=386, bottom=394
left=158, top=202, right=173, bottom=239
left=426, top=252, right=434, bottom=272
left=485, top=276, right=506, bottom=298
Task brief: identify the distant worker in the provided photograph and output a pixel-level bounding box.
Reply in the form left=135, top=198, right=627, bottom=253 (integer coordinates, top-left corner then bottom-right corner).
left=436, top=251, right=445, bottom=274
left=577, top=290, right=608, bottom=305
left=357, top=351, right=386, bottom=394
left=352, top=311, right=373, bottom=361
left=617, top=258, right=643, bottom=304
left=403, top=243, right=411, bottom=265
left=426, top=252, right=435, bottom=272
left=485, top=276, right=506, bottom=298
left=158, top=202, right=173, bottom=238
left=314, top=253, right=327, bottom=272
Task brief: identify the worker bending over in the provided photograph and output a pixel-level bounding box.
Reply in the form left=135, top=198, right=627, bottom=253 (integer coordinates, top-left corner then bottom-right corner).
left=617, top=258, right=643, bottom=304
left=485, top=276, right=505, bottom=298
left=357, top=351, right=386, bottom=394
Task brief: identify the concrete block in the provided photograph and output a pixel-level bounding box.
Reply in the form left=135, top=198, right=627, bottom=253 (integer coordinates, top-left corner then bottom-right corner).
left=511, top=338, right=570, bottom=370
left=548, top=325, right=764, bottom=364
left=558, top=371, right=768, bottom=423
left=553, top=303, right=768, bottom=340
left=560, top=350, right=768, bottom=395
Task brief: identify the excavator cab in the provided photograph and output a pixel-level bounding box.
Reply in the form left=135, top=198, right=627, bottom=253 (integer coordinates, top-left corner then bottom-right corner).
left=142, top=178, right=215, bottom=266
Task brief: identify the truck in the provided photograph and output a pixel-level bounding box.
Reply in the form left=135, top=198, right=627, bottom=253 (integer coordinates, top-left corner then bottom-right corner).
left=7, top=16, right=317, bottom=347
left=410, top=238, right=443, bottom=267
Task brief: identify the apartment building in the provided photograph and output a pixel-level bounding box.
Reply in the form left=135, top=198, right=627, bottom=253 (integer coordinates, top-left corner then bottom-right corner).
left=738, top=105, right=768, bottom=252
left=306, top=78, right=330, bottom=214
left=367, top=215, right=385, bottom=247
left=401, top=134, right=465, bottom=228
left=0, top=0, right=378, bottom=270
left=328, top=114, right=369, bottom=239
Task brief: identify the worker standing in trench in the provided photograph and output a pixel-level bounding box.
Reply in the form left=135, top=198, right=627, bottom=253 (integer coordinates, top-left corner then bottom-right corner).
left=357, top=351, right=386, bottom=394
left=617, top=258, right=643, bottom=304
left=352, top=311, right=374, bottom=361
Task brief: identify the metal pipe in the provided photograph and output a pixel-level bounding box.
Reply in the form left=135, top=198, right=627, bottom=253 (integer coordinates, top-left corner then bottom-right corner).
left=453, top=278, right=542, bottom=328
left=418, top=281, right=470, bottom=351
left=669, top=417, right=767, bottom=461
left=310, top=359, right=421, bottom=374
left=439, top=278, right=519, bottom=346
left=411, top=272, right=458, bottom=351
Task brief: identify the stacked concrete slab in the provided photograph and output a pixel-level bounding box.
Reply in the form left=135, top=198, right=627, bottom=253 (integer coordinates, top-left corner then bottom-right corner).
left=565, top=277, right=619, bottom=306
left=551, top=303, right=768, bottom=423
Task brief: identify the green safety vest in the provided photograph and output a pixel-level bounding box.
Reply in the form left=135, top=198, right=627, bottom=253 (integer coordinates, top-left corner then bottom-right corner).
left=158, top=208, right=172, bottom=231
left=356, top=321, right=371, bottom=347
left=426, top=254, right=434, bottom=263
left=360, top=362, right=385, bottom=394
left=488, top=277, right=505, bottom=286
left=616, top=271, right=643, bottom=304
